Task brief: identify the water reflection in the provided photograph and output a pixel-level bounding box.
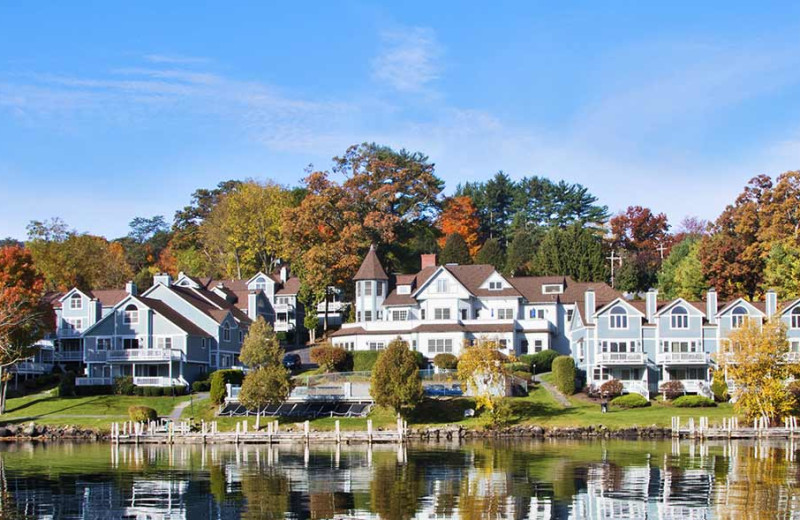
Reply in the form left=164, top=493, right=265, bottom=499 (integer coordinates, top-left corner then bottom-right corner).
left=0, top=439, right=798, bottom=518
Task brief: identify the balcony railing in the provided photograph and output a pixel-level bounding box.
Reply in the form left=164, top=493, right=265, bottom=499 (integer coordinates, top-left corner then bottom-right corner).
left=656, top=352, right=708, bottom=364
left=56, top=351, right=83, bottom=362
left=133, top=377, right=184, bottom=387
left=107, top=349, right=176, bottom=362
left=75, top=377, right=112, bottom=386
left=14, top=361, right=54, bottom=374
left=596, top=352, right=647, bottom=365
left=785, top=352, right=800, bottom=363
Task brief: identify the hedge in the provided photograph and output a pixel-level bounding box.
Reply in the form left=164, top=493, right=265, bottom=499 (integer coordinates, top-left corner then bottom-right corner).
left=433, top=353, right=458, bottom=370
left=551, top=356, right=576, bottom=395
left=128, top=406, right=158, bottom=422
left=210, top=369, right=245, bottom=404
left=611, top=393, right=650, bottom=408
left=192, top=379, right=211, bottom=393
left=519, top=349, right=560, bottom=373
left=673, top=395, right=716, bottom=408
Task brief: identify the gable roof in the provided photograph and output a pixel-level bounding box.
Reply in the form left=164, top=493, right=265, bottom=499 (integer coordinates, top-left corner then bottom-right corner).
left=169, top=285, right=252, bottom=325
left=354, top=245, right=389, bottom=281
left=717, top=297, right=766, bottom=317
left=444, top=265, right=521, bottom=297
left=136, top=297, right=211, bottom=337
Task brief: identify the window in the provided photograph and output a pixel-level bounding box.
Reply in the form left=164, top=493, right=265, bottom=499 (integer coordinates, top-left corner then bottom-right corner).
left=392, top=310, right=407, bottom=321
left=499, top=339, right=508, bottom=349
left=368, top=342, right=385, bottom=351
left=377, top=311, right=383, bottom=320
left=537, top=309, right=545, bottom=319
left=157, top=337, right=173, bottom=349
left=97, top=338, right=112, bottom=350
left=534, top=339, right=543, bottom=352
left=489, top=281, right=502, bottom=290
left=123, top=338, right=139, bottom=350
left=364, top=311, right=372, bottom=322
left=377, top=283, right=383, bottom=296
left=201, top=338, right=208, bottom=349
left=461, top=309, right=468, bottom=320
left=593, top=368, right=610, bottom=381
left=601, top=340, right=636, bottom=353
left=671, top=306, right=689, bottom=329
left=397, top=285, right=411, bottom=295
left=69, top=293, right=82, bottom=310
left=521, top=340, right=529, bottom=354
left=253, top=277, right=267, bottom=290
left=434, top=308, right=451, bottom=320
left=792, top=308, right=800, bottom=328
left=356, top=311, right=361, bottom=322
left=364, top=282, right=372, bottom=296
left=239, top=330, right=244, bottom=342
left=566, top=309, right=574, bottom=322
left=497, top=309, right=514, bottom=319
left=123, top=305, right=139, bottom=325
left=356, top=283, right=361, bottom=297
left=421, top=309, right=426, bottom=320
left=436, top=279, right=449, bottom=293
left=662, top=340, right=698, bottom=353
left=65, top=318, right=83, bottom=331
left=543, top=284, right=563, bottom=294
left=427, top=339, right=453, bottom=353
left=731, top=306, right=747, bottom=328
left=223, top=323, right=231, bottom=341
left=608, top=306, right=628, bottom=329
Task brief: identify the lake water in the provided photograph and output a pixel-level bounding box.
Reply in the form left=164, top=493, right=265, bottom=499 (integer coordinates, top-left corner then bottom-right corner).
left=0, top=439, right=797, bottom=519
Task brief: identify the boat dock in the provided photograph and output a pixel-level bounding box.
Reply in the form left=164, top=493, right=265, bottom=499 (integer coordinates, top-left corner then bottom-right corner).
left=672, top=416, right=800, bottom=439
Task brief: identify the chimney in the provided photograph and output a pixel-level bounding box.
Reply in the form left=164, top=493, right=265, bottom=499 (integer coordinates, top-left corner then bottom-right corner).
left=125, top=281, right=137, bottom=296
left=706, top=288, right=717, bottom=324
left=421, top=254, right=437, bottom=270
left=153, top=273, right=172, bottom=287
left=247, top=292, right=258, bottom=320
left=766, top=289, right=777, bottom=319
left=280, top=266, right=289, bottom=283
left=646, top=289, right=657, bottom=324
left=584, top=288, right=595, bottom=325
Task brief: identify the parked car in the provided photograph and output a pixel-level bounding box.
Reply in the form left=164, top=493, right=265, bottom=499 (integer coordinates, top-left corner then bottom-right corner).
left=282, top=353, right=302, bottom=371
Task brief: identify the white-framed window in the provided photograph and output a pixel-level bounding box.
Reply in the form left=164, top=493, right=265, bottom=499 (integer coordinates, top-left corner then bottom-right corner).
left=791, top=340, right=800, bottom=353
left=123, top=305, right=139, bottom=325
left=731, top=306, right=747, bottom=328
left=791, top=308, right=800, bottom=328
left=608, top=306, right=628, bottom=329
left=156, top=337, right=173, bottom=349
left=427, top=339, right=453, bottom=353
left=392, top=310, right=407, bottom=321
left=356, top=283, right=361, bottom=297
left=593, top=367, right=610, bottom=381
left=670, top=306, right=689, bottom=329
left=434, top=308, right=451, bottom=320
left=489, top=281, right=502, bottom=290
left=497, top=308, right=514, bottom=319
left=397, top=285, right=411, bottom=295
left=377, top=283, right=383, bottom=296
left=368, top=341, right=385, bottom=351
left=65, top=318, right=83, bottom=331
left=601, top=340, right=636, bottom=353
left=543, top=284, right=563, bottom=294
left=223, top=323, right=231, bottom=341
left=356, top=311, right=361, bottom=322
left=364, top=311, right=372, bottom=322
left=201, top=338, right=208, bottom=349
left=69, top=293, right=82, bottom=310
left=436, top=279, right=449, bottom=293
left=253, top=277, right=267, bottom=291
left=534, top=339, right=543, bottom=352
left=96, top=338, right=112, bottom=350
left=499, top=339, right=508, bottom=349
left=566, top=309, right=574, bottom=322
left=364, top=282, right=372, bottom=296
left=122, top=337, right=139, bottom=350
left=661, top=340, right=698, bottom=353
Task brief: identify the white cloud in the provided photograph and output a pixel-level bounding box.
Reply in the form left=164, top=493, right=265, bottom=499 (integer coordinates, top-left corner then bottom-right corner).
left=143, top=54, right=209, bottom=65
left=371, top=27, right=441, bottom=93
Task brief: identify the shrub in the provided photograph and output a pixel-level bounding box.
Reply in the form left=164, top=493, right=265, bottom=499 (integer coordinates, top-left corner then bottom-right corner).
left=611, top=393, right=650, bottom=408
left=552, top=356, right=576, bottom=395
left=505, top=362, right=529, bottom=373
left=520, top=349, right=560, bottom=373
left=128, top=406, right=158, bottom=422
left=192, top=380, right=211, bottom=393
left=210, top=369, right=245, bottom=404
left=673, top=395, right=717, bottom=408
left=310, top=344, right=351, bottom=372
left=484, top=397, right=514, bottom=429
left=352, top=351, right=381, bottom=372
left=114, top=376, right=135, bottom=396
left=413, top=351, right=427, bottom=369
left=513, top=370, right=532, bottom=382
left=276, top=331, right=288, bottom=343
left=659, top=380, right=685, bottom=400
left=711, top=372, right=729, bottom=402
left=434, top=353, right=458, bottom=370
left=599, top=379, right=624, bottom=398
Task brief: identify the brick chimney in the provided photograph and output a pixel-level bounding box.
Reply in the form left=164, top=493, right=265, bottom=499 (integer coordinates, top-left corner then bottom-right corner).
left=421, top=254, right=437, bottom=270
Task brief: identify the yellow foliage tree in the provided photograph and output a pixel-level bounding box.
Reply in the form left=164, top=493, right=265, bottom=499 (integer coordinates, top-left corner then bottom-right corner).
left=456, top=339, right=514, bottom=427
left=721, top=318, right=800, bottom=423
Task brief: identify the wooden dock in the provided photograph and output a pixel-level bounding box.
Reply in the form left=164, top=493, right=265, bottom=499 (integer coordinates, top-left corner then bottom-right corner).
left=672, top=416, right=800, bottom=440
left=110, top=418, right=408, bottom=445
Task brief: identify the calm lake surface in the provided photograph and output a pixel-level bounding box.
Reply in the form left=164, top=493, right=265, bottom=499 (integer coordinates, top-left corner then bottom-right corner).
left=0, top=439, right=797, bottom=519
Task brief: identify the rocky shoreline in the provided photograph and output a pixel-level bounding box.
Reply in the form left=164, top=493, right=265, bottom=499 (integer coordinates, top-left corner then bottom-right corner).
left=0, top=422, right=105, bottom=441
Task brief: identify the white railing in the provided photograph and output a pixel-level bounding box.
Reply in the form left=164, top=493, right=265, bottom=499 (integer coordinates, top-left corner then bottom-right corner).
left=108, top=349, right=175, bottom=362
left=656, top=352, right=708, bottom=364
left=75, top=377, right=112, bottom=386
left=622, top=380, right=649, bottom=399
left=133, top=377, right=183, bottom=387
left=786, top=352, right=800, bottom=362
left=274, top=303, right=295, bottom=313
left=56, top=351, right=83, bottom=362
left=596, top=352, right=647, bottom=364
left=85, top=350, right=108, bottom=362
left=14, top=361, right=53, bottom=373
left=316, top=301, right=347, bottom=313
left=678, top=379, right=712, bottom=396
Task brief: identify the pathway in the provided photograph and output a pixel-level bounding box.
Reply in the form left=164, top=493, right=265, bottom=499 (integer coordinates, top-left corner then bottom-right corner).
left=169, top=392, right=208, bottom=420
left=538, top=378, right=572, bottom=408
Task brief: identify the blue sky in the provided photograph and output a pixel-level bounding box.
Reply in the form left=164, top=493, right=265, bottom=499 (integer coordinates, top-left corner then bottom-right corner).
left=2, top=2, right=800, bottom=240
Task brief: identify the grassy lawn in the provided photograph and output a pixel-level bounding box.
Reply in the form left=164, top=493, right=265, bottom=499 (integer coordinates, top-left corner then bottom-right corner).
left=0, top=390, right=192, bottom=429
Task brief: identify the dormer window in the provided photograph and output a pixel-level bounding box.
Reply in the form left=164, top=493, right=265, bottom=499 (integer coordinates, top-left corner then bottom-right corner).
left=731, top=306, right=747, bottom=328
left=670, top=306, right=689, bottom=329
left=543, top=284, right=564, bottom=294
left=397, top=285, right=411, bottom=295
left=69, top=293, right=83, bottom=310
left=609, top=306, right=628, bottom=329
left=123, top=305, right=139, bottom=325
left=489, top=281, right=502, bottom=290
left=792, top=308, right=800, bottom=328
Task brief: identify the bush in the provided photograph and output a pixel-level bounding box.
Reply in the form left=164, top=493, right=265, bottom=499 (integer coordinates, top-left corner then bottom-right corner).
left=310, top=344, right=351, bottom=372
left=485, top=397, right=514, bottom=429
left=276, top=331, right=288, bottom=343
left=413, top=351, right=427, bottom=369
left=192, top=380, right=211, bottom=393
left=520, top=349, right=560, bottom=373
left=673, top=395, right=717, bottom=408
left=114, top=376, right=135, bottom=396
left=552, top=356, right=576, bottom=395
left=711, top=372, right=729, bottom=402
left=513, top=370, right=532, bottom=382
left=57, top=371, right=76, bottom=397
left=599, top=379, right=624, bottom=398
left=433, top=353, right=458, bottom=370
left=210, top=369, right=245, bottom=404
left=352, top=351, right=381, bottom=372
left=128, top=406, right=158, bottom=422
left=659, top=380, right=685, bottom=400
left=505, top=362, right=529, bottom=373
left=611, top=393, right=650, bottom=408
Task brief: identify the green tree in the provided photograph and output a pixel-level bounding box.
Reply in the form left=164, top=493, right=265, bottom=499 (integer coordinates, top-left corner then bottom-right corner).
left=532, top=223, right=607, bottom=282
left=239, top=364, right=294, bottom=419
left=439, top=233, right=472, bottom=265
left=552, top=356, right=576, bottom=395
left=504, top=229, right=539, bottom=276
left=672, top=242, right=706, bottom=300
left=474, top=238, right=505, bottom=270
left=239, top=317, right=283, bottom=368
left=763, top=241, right=800, bottom=300
left=370, top=339, right=424, bottom=417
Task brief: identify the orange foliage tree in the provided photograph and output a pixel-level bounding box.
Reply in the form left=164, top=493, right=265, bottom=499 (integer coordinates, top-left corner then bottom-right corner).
left=437, top=196, right=481, bottom=256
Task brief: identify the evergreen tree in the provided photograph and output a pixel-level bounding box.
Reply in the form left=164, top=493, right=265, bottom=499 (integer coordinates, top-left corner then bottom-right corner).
left=439, top=233, right=472, bottom=265
left=532, top=224, right=607, bottom=282
left=474, top=238, right=505, bottom=270
left=504, top=229, right=537, bottom=276
left=239, top=317, right=283, bottom=368
left=370, top=339, right=424, bottom=417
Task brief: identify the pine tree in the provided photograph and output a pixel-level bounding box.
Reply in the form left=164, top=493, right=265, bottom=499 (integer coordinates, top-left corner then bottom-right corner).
left=474, top=238, right=505, bottom=270
left=439, top=233, right=472, bottom=265
left=504, top=230, right=536, bottom=276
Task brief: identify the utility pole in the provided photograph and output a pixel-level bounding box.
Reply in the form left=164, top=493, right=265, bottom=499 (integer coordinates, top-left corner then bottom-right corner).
left=607, top=251, right=622, bottom=288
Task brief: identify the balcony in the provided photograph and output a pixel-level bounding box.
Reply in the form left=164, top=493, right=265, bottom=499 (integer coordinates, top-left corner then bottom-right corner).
left=596, top=352, right=647, bottom=365
left=85, top=350, right=107, bottom=362
left=58, top=329, right=82, bottom=338
left=316, top=301, right=347, bottom=313
left=656, top=352, right=709, bottom=365
left=56, top=351, right=83, bottom=362
left=75, top=377, right=112, bottom=386
left=107, top=349, right=177, bottom=362
left=14, top=361, right=54, bottom=374
left=133, top=377, right=184, bottom=387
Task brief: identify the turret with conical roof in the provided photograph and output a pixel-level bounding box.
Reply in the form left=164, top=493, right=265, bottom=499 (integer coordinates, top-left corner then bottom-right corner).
left=354, top=245, right=388, bottom=323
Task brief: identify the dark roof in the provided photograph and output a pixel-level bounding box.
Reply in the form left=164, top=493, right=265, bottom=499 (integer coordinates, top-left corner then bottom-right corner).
left=137, top=297, right=210, bottom=337
left=383, top=291, right=417, bottom=306
left=170, top=285, right=252, bottom=325
left=276, top=277, right=301, bottom=295
left=353, top=245, right=389, bottom=281
left=86, top=289, right=129, bottom=307
left=443, top=265, right=521, bottom=297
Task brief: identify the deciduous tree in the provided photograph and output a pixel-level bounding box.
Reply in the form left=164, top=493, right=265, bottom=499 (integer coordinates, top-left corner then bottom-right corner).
left=239, top=365, right=294, bottom=427
left=457, top=340, right=512, bottom=423
left=437, top=196, right=480, bottom=256
left=370, top=338, right=424, bottom=418
left=239, top=317, right=283, bottom=368
left=609, top=206, right=671, bottom=254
